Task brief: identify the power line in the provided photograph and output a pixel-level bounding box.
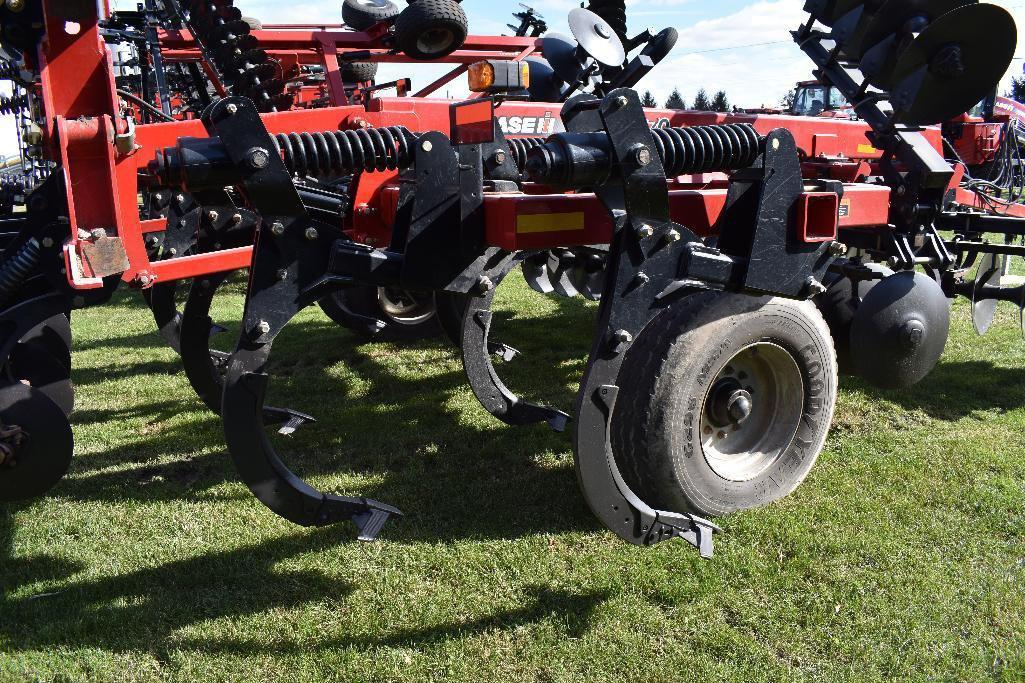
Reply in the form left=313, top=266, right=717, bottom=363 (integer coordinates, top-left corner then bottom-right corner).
left=674, top=40, right=790, bottom=56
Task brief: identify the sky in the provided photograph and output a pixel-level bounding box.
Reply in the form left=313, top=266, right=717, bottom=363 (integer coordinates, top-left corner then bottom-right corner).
left=1, top=0, right=1023, bottom=158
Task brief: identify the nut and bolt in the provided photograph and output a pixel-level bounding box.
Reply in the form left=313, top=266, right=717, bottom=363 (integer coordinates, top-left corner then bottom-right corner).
left=305, top=227, right=319, bottom=241
left=90, top=228, right=106, bottom=240
left=614, top=95, right=630, bottom=109
left=613, top=329, right=633, bottom=344
left=634, top=272, right=650, bottom=286
left=226, top=103, right=239, bottom=114
left=41, top=237, right=53, bottom=248
left=633, top=145, right=653, bottom=167
left=665, top=229, right=682, bottom=243
left=175, top=194, right=186, bottom=205
left=771, top=138, right=781, bottom=151
left=492, top=150, right=507, bottom=166
left=636, top=224, right=655, bottom=239
left=828, top=241, right=848, bottom=257
left=476, top=276, right=494, bottom=294
left=231, top=213, right=243, bottom=225
left=271, top=222, right=285, bottom=236
left=805, top=277, right=827, bottom=296
left=207, top=210, right=220, bottom=222
left=256, top=320, right=271, bottom=335
left=178, top=219, right=187, bottom=228
left=247, top=147, right=271, bottom=170
left=277, top=268, right=289, bottom=281
left=421, top=140, right=434, bottom=152
left=168, top=247, right=177, bottom=256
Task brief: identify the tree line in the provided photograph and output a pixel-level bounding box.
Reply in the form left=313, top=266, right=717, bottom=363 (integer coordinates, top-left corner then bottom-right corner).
left=641, top=88, right=731, bottom=112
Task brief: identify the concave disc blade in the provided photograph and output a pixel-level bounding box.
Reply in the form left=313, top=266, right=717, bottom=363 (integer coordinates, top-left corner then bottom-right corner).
left=568, top=8, right=626, bottom=67
left=6, top=340, right=75, bottom=416
left=0, top=383, right=73, bottom=502
left=972, top=251, right=1004, bottom=335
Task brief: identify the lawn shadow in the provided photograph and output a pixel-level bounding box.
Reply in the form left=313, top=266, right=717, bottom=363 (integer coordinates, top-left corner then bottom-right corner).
left=841, top=360, right=1025, bottom=421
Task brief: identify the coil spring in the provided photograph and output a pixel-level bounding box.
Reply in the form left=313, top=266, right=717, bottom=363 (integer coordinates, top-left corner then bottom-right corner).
left=273, top=126, right=417, bottom=178
left=507, top=137, right=545, bottom=170
left=0, top=61, right=20, bottom=82
left=651, top=124, right=761, bottom=176
left=0, top=94, right=27, bottom=116
left=0, top=238, right=40, bottom=307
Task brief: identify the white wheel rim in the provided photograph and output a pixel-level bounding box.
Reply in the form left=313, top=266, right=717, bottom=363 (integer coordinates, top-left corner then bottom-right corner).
left=699, top=342, right=804, bottom=482
left=376, top=287, right=435, bottom=326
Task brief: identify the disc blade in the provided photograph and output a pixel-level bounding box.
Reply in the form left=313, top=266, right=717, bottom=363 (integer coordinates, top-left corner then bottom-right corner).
left=851, top=0, right=970, bottom=63
left=0, top=383, right=74, bottom=502
left=19, top=313, right=71, bottom=370
left=972, top=251, right=1003, bottom=335
left=568, top=8, right=626, bottom=67
left=548, top=250, right=580, bottom=298
left=6, top=340, right=75, bottom=416
left=522, top=254, right=555, bottom=294
left=889, top=4, right=1017, bottom=125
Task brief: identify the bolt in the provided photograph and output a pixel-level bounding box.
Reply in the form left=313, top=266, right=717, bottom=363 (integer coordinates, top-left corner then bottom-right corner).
left=492, top=150, right=507, bottom=166
left=178, top=219, right=187, bottom=228
left=232, top=213, right=243, bottom=224
left=614, top=95, right=629, bottom=109
left=305, top=227, right=319, bottom=241
left=41, top=237, right=53, bottom=248
left=897, top=185, right=907, bottom=196
left=76, top=229, right=91, bottom=240
left=207, top=210, right=219, bottom=222
left=226, top=103, right=238, bottom=114
left=421, top=140, right=434, bottom=152
left=271, top=222, right=285, bottom=236
left=613, top=329, right=633, bottom=344
left=805, top=276, right=827, bottom=296
left=7, top=0, right=24, bottom=12
left=634, top=272, right=650, bottom=285
left=633, top=145, right=652, bottom=167
left=277, top=268, right=289, bottom=281
left=176, top=194, right=185, bottom=205
left=476, top=276, right=494, bottom=294
left=828, top=241, right=848, bottom=257
left=90, top=228, right=106, bottom=240
left=636, top=224, right=655, bottom=239
left=168, top=247, right=177, bottom=256
left=153, top=192, right=163, bottom=202
left=247, top=147, right=271, bottom=170
left=887, top=255, right=902, bottom=269
left=255, top=320, right=271, bottom=335
left=665, top=229, right=681, bottom=243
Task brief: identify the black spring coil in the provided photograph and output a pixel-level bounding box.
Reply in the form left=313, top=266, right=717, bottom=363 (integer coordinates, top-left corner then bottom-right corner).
left=651, top=124, right=761, bottom=176
left=0, top=238, right=40, bottom=307
left=586, top=0, right=628, bottom=43
left=0, top=94, right=27, bottom=116
left=507, top=137, right=545, bottom=170
left=273, top=126, right=417, bottom=178
left=0, top=61, right=20, bottom=82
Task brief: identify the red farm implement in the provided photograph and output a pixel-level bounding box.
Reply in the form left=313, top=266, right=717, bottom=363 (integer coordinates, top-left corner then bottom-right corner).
left=0, top=0, right=1019, bottom=557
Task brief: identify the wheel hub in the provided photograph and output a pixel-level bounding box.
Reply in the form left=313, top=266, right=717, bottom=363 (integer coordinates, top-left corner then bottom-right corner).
left=698, top=342, right=804, bottom=482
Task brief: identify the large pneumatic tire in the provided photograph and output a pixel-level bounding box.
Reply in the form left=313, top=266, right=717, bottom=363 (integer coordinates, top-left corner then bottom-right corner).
left=319, top=284, right=442, bottom=342
left=340, top=60, right=378, bottom=82
left=611, top=292, right=837, bottom=518
left=342, top=0, right=400, bottom=30
left=393, top=0, right=468, bottom=60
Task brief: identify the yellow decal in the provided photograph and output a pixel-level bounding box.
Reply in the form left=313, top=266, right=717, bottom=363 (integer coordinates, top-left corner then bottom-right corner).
left=839, top=199, right=851, bottom=218
left=517, top=212, right=586, bottom=234
left=857, top=143, right=878, bottom=155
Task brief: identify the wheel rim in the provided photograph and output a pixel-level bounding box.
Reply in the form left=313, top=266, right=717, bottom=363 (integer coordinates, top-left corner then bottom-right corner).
left=357, top=0, right=391, bottom=8
left=416, top=28, right=455, bottom=55
left=699, top=342, right=804, bottom=482
left=376, top=287, right=436, bottom=326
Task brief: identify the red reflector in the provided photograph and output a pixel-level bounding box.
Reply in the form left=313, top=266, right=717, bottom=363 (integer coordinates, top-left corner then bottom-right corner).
left=796, top=192, right=839, bottom=243
left=450, top=99, right=495, bottom=145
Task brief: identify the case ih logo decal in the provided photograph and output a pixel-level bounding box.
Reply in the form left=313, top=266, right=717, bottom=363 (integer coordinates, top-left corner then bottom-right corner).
left=498, top=112, right=562, bottom=135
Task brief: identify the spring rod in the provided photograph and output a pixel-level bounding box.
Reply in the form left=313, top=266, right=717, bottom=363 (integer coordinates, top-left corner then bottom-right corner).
left=0, top=238, right=40, bottom=308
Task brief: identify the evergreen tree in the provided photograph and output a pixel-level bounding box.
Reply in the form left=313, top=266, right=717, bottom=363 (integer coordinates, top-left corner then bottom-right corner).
left=1008, top=77, right=1025, bottom=103
left=692, top=88, right=712, bottom=111
left=664, top=88, right=686, bottom=110
left=711, top=90, right=730, bottom=112
left=780, top=88, right=797, bottom=111
left=641, top=90, right=658, bottom=108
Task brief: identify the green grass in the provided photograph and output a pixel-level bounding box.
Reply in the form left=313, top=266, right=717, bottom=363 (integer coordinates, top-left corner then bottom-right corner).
left=2, top=274, right=1024, bottom=682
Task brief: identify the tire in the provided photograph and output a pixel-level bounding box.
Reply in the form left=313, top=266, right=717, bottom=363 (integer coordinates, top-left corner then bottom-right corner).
left=319, top=285, right=442, bottom=342
left=340, top=61, right=378, bottom=83
left=393, top=0, right=468, bottom=60
left=241, top=16, right=262, bottom=30
left=611, top=292, right=837, bottom=518
left=342, top=0, right=400, bottom=30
